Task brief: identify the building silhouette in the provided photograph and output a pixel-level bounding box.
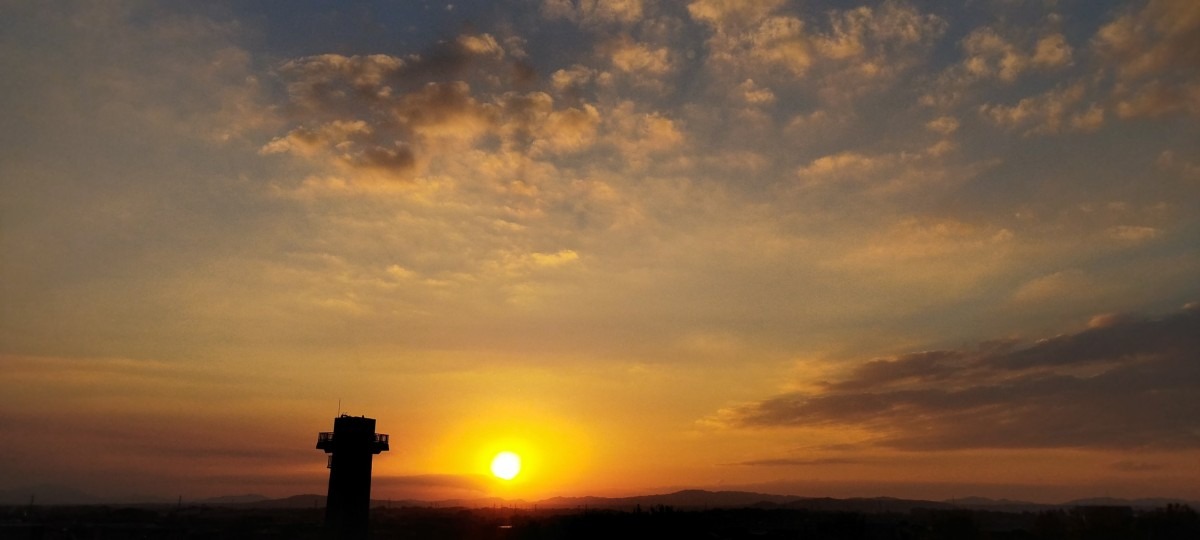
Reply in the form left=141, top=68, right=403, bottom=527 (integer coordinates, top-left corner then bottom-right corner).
left=317, top=415, right=389, bottom=540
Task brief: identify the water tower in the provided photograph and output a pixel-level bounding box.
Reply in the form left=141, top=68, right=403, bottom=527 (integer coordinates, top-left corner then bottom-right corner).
left=317, top=414, right=389, bottom=540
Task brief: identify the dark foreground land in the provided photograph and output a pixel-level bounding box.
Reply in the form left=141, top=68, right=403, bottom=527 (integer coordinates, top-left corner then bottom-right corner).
left=2, top=503, right=1198, bottom=539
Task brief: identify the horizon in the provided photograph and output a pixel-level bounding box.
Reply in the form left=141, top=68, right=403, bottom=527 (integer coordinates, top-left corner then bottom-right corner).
left=7, top=483, right=1200, bottom=509
left=2, top=0, right=1199, bottom=506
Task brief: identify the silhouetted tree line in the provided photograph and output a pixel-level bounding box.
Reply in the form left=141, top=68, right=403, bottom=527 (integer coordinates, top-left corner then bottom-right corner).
left=2, top=503, right=1197, bottom=539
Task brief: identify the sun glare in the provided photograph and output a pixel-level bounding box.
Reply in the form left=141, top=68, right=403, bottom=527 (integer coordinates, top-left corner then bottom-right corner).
left=490, top=451, right=521, bottom=480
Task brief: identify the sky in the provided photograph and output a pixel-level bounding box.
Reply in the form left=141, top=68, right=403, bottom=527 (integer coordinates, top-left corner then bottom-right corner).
left=1, top=0, right=1198, bottom=504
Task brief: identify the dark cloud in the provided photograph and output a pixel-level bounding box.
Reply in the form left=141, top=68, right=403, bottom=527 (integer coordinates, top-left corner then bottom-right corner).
left=827, top=349, right=966, bottom=391
left=263, top=32, right=604, bottom=181
left=350, top=144, right=416, bottom=172
left=276, top=34, right=506, bottom=113
left=724, top=304, right=1200, bottom=450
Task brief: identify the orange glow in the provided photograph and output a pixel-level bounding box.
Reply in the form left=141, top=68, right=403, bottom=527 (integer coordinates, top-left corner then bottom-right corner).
left=421, top=403, right=593, bottom=498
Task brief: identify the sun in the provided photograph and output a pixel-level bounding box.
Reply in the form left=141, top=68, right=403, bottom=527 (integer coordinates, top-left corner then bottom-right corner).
left=490, top=451, right=521, bottom=480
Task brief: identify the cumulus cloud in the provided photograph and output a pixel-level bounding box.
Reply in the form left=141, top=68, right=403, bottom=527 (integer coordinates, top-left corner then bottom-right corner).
left=814, top=2, right=945, bottom=67
left=735, top=78, right=775, bottom=105
left=688, top=0, right=814, bottom=78
left=962, top=28, right=1072, bottom=82
left=1032, top=33, right=1073, bottom=69
left=922, top=24, right=1077, bottom=108
left=925, top=116, right=959, bottom=135
left=687, top=0, right=784, bottom=29
left=542, top=0, right=645, bottom=26
left=551, top=64, right=598, bottom=94
left=608, top=37, right=673, bottom=78
left=263, top=39, right=614, bottom=184
left=691, top=0, right=943, bottom=86
left=744, top=15, right=814, bottom=76
left=979, top=83, right=1103, bottom=135
left=715, top=304, right=1200, bottom=450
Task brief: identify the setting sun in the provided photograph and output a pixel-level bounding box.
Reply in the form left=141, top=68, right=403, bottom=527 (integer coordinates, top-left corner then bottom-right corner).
left=490, top=451, right=522, bottom=480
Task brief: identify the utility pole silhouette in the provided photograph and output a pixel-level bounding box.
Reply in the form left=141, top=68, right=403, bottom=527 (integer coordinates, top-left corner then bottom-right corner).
left=317, top=415, right=389, bottom=540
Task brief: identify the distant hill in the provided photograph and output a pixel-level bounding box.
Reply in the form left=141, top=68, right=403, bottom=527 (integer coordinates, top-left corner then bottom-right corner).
left=355, top=490, right=954, bottom=513
left=779, top=496, right=954, bottom=513
left=195, top=493, right=270, bottom=505
left=5, top=487, right=1197, bottom=512
left=945, top=496, right=1052, bottom=513
left=242, top=494, right=326, bottom=508
left=534, top=489, right=804, bottom=509
left=1064, top=497, right=1197, bottom=508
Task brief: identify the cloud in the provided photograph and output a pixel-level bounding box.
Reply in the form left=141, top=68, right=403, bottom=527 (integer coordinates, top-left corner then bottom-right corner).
left=542, top=0, right=645, bottom=26
left=1107, top=225, right=1161, bottom=243
left=922, top=24, right=1077, bottom=108
left=689, top=1, right=814, bottom=77
left=792, top=146, right=979, bottom=198
left=265, top=43, right=612, bottom=185
left=530, top=249, right=581, bottom=267
left=796, top=151, right=882, bottom=180
left=551, top=64, right=598, bottom=94
left=1094, top=0, right=1200, bottom=81
left=735, top=78, right=775, bottom=105
left=1114, top=80, right=1200, bottom=119
left=715, top=304, right=1200, bottom=450
left=962, top=28, right=1027, bottom=82
left=741, top=15, right=814, bottom=77
left=1095, top=0, right=1200, bottom=118
left=687, top=0, right=784, bottom=29
left=814, top=1, right=945, bottom=68
left=979, top=82, right=1103, bottom=135
left=960, top=27, right=1071, bottom=83
left=609, top=37, right=673, bottom=77
left=925, top=116, right=959, bottom=135
left=1010, top=269, right=1092, bottom=304
left=1032, top=33, right=1073, bottom=69
left=691, top=0, right=943, bottom=86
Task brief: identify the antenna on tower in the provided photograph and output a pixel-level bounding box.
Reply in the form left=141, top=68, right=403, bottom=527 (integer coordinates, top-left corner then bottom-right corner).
left=338, top=398, right=342, bottom=416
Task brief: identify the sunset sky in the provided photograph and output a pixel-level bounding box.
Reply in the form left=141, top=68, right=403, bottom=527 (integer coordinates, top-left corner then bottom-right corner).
left=2, top=0, right=1198, bottom=504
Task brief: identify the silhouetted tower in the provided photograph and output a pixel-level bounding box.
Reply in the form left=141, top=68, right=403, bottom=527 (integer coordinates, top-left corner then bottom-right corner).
left=317, top=414, right=389, bottom=540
